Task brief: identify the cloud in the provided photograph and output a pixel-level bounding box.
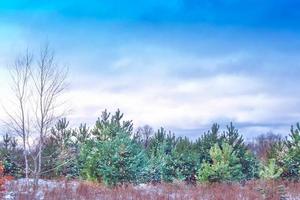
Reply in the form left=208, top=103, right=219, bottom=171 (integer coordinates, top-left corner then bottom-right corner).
left=66, top=72, right=299, bottom=139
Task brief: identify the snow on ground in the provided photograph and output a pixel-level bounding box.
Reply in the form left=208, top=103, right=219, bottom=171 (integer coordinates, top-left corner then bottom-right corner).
left=3, top=179, right=79, bottom=200
left=3, top=179, right=300, bottom=200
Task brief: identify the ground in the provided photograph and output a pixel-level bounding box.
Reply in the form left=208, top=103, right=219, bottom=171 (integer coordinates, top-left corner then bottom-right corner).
left=2, top=179, right=300, bottom=200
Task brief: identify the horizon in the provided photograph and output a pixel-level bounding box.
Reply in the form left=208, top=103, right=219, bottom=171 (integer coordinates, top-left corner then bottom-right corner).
left=0, top=1, right=300, bottom=140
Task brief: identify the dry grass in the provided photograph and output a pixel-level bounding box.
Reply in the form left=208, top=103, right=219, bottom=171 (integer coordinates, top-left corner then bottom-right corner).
left=3, top=179, right=300, bottom=200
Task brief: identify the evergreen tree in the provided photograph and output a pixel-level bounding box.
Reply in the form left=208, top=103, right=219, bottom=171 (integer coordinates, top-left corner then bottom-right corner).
left=92, top=109, right=133, bottom=140
left=194, top=123, right=220, bottom=164
left=0, top=134, right=22, bottom=177
left=3, top=133, right=11, bottom=151
left=197, top=142, right=243, bottom=183
left=259, top=159, right=283, bottom=180
left=222, top=122, right=259, bottom=180
left=194, top=123, right=259, bottom=181
left=265, top=123, right=300, bottom=180
left=43, top=118, right=77, bottom=178
left=146, top=140, right=175, bottom=183
left=280, top=123, right=300, bottom=180
left=80, top=110, right=146, bottom=186
left=173, top=137, right=199, bottom=184
left=50, top=118, right=72, bottom=150
left=80, top=133, right=147, bottom=186
left=145, top=127, right=177, bottom=183
left=72, top=123, right=91, bottom=144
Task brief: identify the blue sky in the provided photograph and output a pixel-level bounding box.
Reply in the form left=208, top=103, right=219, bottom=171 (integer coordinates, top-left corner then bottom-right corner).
left=1, top=0, right=300, bottom=139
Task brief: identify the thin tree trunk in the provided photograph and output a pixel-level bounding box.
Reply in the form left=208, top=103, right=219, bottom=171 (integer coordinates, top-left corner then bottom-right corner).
left=38, top=143, right=42, bottom=179
left=21, top=98, right=29, bottom=187
left=33, top=156, right=38, bottom=190
left=23, top=137, right=29, bottom=186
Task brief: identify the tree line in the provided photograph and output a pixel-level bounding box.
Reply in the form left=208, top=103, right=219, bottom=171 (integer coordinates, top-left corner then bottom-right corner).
left=0, top=108, right=299, bottom=186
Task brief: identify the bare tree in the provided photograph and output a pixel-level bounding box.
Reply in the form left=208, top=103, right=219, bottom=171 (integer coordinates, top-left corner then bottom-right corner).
left=135, top=125, right=153, bottom=148
left=6, top=45, right=68, bottom=188
left=6, top=50, right=33, bottom=186
left=31, top=45, right=68, bottom=187
left=247, top=132, right=282, bottom=160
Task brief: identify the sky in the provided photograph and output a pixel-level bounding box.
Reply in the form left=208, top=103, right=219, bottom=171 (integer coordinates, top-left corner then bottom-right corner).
left=0, top=0, right=300, bottom=140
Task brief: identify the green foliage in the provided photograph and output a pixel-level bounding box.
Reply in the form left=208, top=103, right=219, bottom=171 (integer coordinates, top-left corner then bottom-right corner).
left=281, top=123, right=300, bottom=180
left=41, top=137, right=59, bottom=178
left=3, top=133, right=11, bottom=150
left=197, top=142, right=243, bottom=183
left=194, top=123, right=220, bottom=164
left=50, top=118, right=72, bottom=149
left=242, top=151, right=260, bottom=180
left=146, top=141, right=175, bottom=183
left=92, top=109, right=133, bottom=141
left=222, top=123, right=259, bottom=180
left=259, top=159, right=283, bottom=180
left=38, top=110, right=289, bottom=185
left=0, top=149, right=22, bottom=178
left=145, top=128, right=177, bottom=183
left=173, top=137, right=199, bottom=184
left=80, top=110, right=148, bottom=186
left=72, top=123, right=91, bottom=144
left=78, top=139, right=98, bottom=181
left=42, top=118, right=78, bottom=178
left=67, top=123, right=92, bottom=178
left=267, top=139, right=285, bottom=161
left=269, top=123, right=300, bottom=180
left=194, top=123, right=259, bottom=181
left=0, top=135, right=22, bottom=178
left=80, top=133, right=147, bottom=186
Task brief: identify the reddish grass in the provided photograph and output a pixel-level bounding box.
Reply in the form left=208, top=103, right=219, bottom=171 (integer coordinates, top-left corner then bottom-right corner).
left=5, top=179, right=300, bottom=200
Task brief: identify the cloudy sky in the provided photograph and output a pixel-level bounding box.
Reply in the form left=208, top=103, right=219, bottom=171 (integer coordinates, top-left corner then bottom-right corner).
left=0, top=0, right=300, bottom=139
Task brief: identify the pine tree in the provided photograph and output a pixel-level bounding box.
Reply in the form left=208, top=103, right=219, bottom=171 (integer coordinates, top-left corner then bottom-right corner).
left=50, top=118, right=72, bottom=150
left=92, top=109, right=133, bottom=140
left=146, top=141, right=175, bottom=183
left=174, top=137, right=198, bottom=184
left=259, top=159, right=283, bottom=180
left=80, top=133, right=147, bottom=186
left=73, top=123, right=91, bottom=144
left=194, top=123, right=259, bottom=180
left=197, top=142, right=243, bottom=182
left=222, top=122, right=259, bottom=180
left=43, top=118, right=76, bottom=178
left=280, top=123, right=300, bottom=180
left=2, top=134, right=11, bottom=151
left=145, top=127, right=177, bottom=183
left=80, top=109, right=146, bottom=186
left=194, top=123, right=220, bottom=164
